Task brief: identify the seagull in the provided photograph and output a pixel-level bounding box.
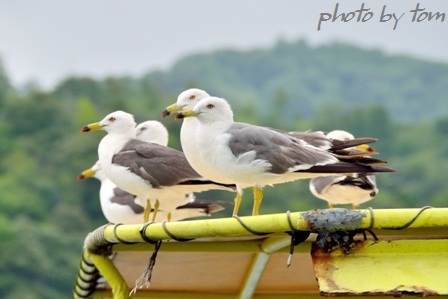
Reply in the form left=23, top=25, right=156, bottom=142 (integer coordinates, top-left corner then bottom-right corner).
left=77, top=160, right=227, bottom=223
left=161, top=88, right=214, bottom=178
left=81, top=110, right=236, bottom=221
left=136, top=120, right=169, bottom=147
left=309, top=130, right=379, bottom=209
left=79, top=120, right=228, bottom=222
left=161, top=88, right=380, bottom=179
left=175, top=97, right=394, bottom=216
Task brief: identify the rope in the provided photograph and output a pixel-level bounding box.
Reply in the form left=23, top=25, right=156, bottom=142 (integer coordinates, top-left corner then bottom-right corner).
left=361, top=207, right=378, bottom=241
left=367, top=206, right=375, bottom=231
left=139, top=222, right=159, bottom=244
left=73, top=251, right=100, bottom=299
left=285, top=210, right=310, bottom=267
left=386, top=206, right=433, bottom=230
left=86, top=224, right=112, bottom=255
left=113, top=223, right=137, bottom=244
left=286, top=210, right=297, bottom=232
left=162, top=221, right=195, bottom=242
left=232, top=215, right=272, bottom=236
left=130, top=240, right=163, bottom=296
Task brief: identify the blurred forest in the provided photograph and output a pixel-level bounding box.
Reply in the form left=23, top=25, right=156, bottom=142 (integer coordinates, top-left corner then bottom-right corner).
left=0, top=40, right=448, bottom=298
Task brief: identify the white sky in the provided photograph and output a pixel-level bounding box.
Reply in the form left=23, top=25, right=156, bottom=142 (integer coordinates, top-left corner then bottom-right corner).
left=1, top=0, right=447, bottom=88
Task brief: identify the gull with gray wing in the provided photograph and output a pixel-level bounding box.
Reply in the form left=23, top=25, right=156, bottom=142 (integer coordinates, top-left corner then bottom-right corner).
left=176, top=97, right=394, bottom=216
left=81, top=111, right=235, bottom=221
left=309, top=130, right=379, bottom=209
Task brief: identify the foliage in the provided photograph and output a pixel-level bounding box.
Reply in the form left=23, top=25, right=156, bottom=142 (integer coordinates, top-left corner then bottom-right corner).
left=0, top=40, right=447, bottom=298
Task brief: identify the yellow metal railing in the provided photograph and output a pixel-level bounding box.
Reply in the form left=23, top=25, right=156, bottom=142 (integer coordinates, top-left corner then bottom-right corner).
left=73, top=207, right=448, bottom=299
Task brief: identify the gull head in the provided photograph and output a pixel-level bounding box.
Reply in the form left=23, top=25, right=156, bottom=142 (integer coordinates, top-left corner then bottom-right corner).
left=161, top=88, right=210, bottom=118
left=81, top=110, right=136, bottom=135
left=327, top=130, right=377, bottom=154
left=176, top=97, right=234, bottom=124
left=136, top=120, right=169, bottom=146
left=327, top=130, right=355, bottom=140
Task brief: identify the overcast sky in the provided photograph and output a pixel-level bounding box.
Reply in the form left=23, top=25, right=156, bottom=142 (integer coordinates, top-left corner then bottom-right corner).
left=1, top=0, right=447, bottom=88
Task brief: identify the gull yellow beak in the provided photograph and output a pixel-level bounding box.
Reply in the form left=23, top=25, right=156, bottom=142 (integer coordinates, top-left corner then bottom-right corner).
left=175, top=109, right=198, bottom=120
left=356, top=144, right=378, bottom=154
left=161, top=103, right=182, bottom=118
left=77, top=168, right=96, bottom=181
left=81, top=122, right=103, bottom=133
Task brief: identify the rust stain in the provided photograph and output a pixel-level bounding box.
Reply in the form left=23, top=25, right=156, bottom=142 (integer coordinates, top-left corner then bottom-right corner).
left=320, top=286, right=439, bottom=297
left=311, top=243, right=356, bottom=294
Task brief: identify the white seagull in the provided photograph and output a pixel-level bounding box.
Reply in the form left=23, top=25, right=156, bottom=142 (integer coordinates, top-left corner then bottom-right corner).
left=136, top=120, right=169, bottom=147
left=175, top=97, right=393, bottom=216
left=78, top=120, right=227, bottom=222
left=161, top=88, right=380, bottom=178
left=77, top=160, right=227, bottom=224
left=309, top=130, right=379, bottom=209
left=161, top=88, right=215, bottom=178
left=81, top=111, right=235, bottom=221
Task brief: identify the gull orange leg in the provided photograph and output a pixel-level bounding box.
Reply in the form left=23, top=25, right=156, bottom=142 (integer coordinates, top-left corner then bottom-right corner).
left=232, top=193, right=243, bottom=216
left=143, top=200, right=152, bottom=222
left=151, top=199, right=160, bottom=222
left=328, top=203, right=335, bottom=209
left=252, top=187, right=263, bottom=216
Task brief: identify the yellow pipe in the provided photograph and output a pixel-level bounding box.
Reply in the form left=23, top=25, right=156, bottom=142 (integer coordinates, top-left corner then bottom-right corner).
left=238, top=236, right=293, bottom=299
left=238, top=253, right=270, bottom=299
left=86, top=250, right=129, bottom=299
left=112, top=235, right=312, bottom=253
left=101, top=208, right=448, bottom=245
left=73, top=250, right=99, bottom=298
left=359, top=207, right=448, bottom=229
left=77, top=208, right=448, bottom=298
left=105, top=212, right=302, bottom=243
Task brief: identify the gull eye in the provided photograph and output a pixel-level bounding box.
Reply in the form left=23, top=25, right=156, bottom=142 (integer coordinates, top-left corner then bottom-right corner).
left=206, top=104, right=214, bottom=109
left=189, top=95, right=196, bottom=100
left=109, top=117, right=116, bottom=122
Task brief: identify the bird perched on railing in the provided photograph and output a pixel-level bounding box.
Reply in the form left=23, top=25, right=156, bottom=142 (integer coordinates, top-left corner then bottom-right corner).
left=81, top=112, right=236, bottom=222
left=162, top=88, right=383, bottom=183
left=78, top=120, right=229, bottom=223
left=309, top=130, right=379, bottom=209
left=77, top=160, right=228, bottom=223
left=174, top=97, right=394, bottom=216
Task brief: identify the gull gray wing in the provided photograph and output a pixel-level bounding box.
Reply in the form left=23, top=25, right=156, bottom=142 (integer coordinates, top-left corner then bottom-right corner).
left=113, top=140, right=236, bottom=190
left=112, top=139, right=205, bottom=188
left=288, top=131, right=332, bottom=149
left=227, top=123, right=337, bottom=174
left=310, top=176, right=342, bottom=194
left=339, top=174, right=377, bottom=190
left=110, top=187, right=144, bottom=214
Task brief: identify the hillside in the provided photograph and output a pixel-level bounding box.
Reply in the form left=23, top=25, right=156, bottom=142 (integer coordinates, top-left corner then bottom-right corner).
left=147, top=40, right=448, bottom=123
